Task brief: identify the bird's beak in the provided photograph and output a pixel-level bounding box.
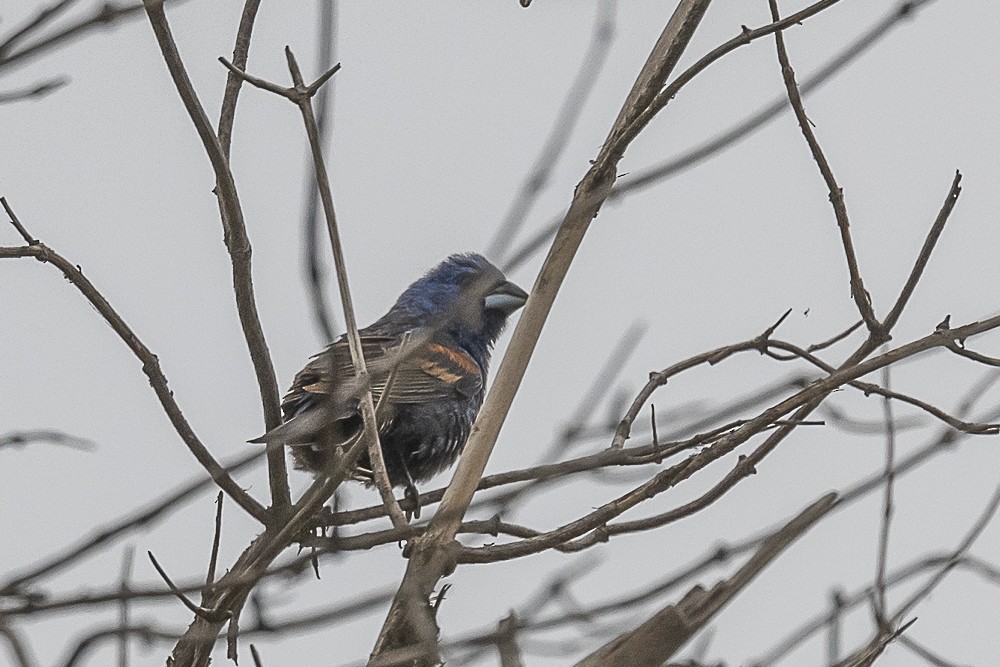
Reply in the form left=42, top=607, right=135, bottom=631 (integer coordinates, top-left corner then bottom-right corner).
left=484, top=280, right=529, bottom=315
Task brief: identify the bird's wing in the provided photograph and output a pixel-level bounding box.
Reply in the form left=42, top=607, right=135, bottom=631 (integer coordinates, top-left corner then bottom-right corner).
left=283, top=334, right=482, bottom=418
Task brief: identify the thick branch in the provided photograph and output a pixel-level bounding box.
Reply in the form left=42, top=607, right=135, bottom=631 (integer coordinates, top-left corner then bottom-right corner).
left=371, top=2, right=715, bottom=657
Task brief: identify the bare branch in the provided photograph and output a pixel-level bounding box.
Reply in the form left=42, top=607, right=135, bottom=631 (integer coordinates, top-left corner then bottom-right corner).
left=0, top=77, right=68, bottom=104
left=769, top=0, right=879, bottom=335
left=505, top=0, right=925, bottom=275
left=206, top=492, right=225, bottom=590
left=116, top=546, right=134, bottom=667
left=141, top=0, right=288, bottom=512
left=303, top=0, right=340, bottom=342
left=0, top=1, right=188, bottom=74
left=1, top=197, right=38, bottom=244
left=882, top=171, right=962, bottom=331
left=946, top=340, right=1000, bottom=367
left=488, top=0, right=617, bottom=261
left=217, top=0, right=262, bottom=157
left=874, top=360, right=896, bottom=622
left=0, top=429, right=94, bottom=451
left=0, top=450, right=262, bottom=594
left=0, top=212, right=267, bottom=523
left=147, top=551, right=229, bottom=622
left=575, top=494, right=836, bottom=666
left=612, top=312, right=788, bottom=449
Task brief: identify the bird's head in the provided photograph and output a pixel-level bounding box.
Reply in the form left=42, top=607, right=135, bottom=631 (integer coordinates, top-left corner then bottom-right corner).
left=382, top=253, right=528, bottom=361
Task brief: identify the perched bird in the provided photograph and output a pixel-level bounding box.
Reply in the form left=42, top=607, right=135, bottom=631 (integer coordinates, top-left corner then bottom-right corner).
left=252, top=253, right=528, bottom=497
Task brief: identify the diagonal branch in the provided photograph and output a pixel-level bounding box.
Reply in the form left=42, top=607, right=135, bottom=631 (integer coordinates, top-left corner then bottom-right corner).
left=0, top=1, right=186, bottom=75
left=501, top=0, right=937, bottom=275
left=141, top=0, right=289, bottom=513
left=769, top=0, right=879, bottom=335
left=219, top=48, right=404, bottom=529
left=0, top=212, right=267, bottom=523
left=883, top=171, right=962, bottom=331
left=487, top=0, right=617, bottom=261
left=0, top=449, right=262, bottom=594
left=574, top=493, right=836, bottom=666
left=0, top=0, right=78, bottom=59
left=370, top=2, right=716, bottom=659
left=303, top=0, right=341, bottom=343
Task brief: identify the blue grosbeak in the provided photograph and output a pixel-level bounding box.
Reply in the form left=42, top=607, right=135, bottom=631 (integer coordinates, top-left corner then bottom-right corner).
left=252, top=253, right=528, bottom=495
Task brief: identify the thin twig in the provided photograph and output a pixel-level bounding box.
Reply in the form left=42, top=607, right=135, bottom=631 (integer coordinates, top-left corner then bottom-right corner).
left=147, top=551, right=229, bottom=622
left=0, top=2, right=171, bottom=74
left=0, top=450, right=262, bottom=594
left=141, top=0, right=289, bottom=514
left=808, top=320, right=863, bottom=353
left=488, top=0, right=617, bottom=261
left=227, top=44, right=406, bottom=530
left=0, top=211, right=267, bottom=523
left=0, top=0, right=78, bottom=57
left=0, top=77, right=68, bottom=104
left=501, top=1, right=936, bottom=274
left=946, top=340, right=1000, bottom=367
left=217, top=0, right=262, bottom=157
left=117, top=546, right=134, bottom=667
left=874, top=360, right=896, bottom=623
left=1, top=197, right=37, bottom=244
left=0, top=429, right=94, bottom=451
left=304, top=0, right=340, bottom=342
left=764, top=339, right=999, bottom=435
left=769, top=0, right=879, bottom=335
left=611, top=311, right=789, bottom=449
left=206, top=492, right=225, bottom=590
left=883, top=171, right=962, bottom=331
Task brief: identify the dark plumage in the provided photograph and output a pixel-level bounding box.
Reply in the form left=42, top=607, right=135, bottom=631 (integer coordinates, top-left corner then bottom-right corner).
left=252, top=253, right=528, bottom=491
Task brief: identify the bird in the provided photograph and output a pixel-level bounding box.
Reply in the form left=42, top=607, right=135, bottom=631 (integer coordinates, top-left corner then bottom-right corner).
left=251, top=253, right=528, bottom=504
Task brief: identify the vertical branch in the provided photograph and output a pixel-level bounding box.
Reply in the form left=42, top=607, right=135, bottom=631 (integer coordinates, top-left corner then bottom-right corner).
left=827, top=589, right=845, bottom=666
left=495, top=613, right=524, bottom=667
left=304, top=0, right=340, bottom=343
left=116, top=546, right=135, bottom=667
left=217, top=0, right=262, bottom=156
left=282, top=49, right=407, bottom=530
left=141, top=0, right=290, bottom=513
left=768, top=0, right=880, bottom=336
left=370, top=1, right=715, bottom=659
left=874, top=360, right=896, bottom=622
left=205, top=492, right=225, bottom=591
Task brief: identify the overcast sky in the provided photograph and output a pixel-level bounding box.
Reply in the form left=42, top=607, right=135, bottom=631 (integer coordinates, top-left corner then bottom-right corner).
left=3, top=1, right=1000, bottom=665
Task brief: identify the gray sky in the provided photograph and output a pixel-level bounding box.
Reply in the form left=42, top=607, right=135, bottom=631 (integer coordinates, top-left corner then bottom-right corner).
left=3, top=1, right=1000, bottom=665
